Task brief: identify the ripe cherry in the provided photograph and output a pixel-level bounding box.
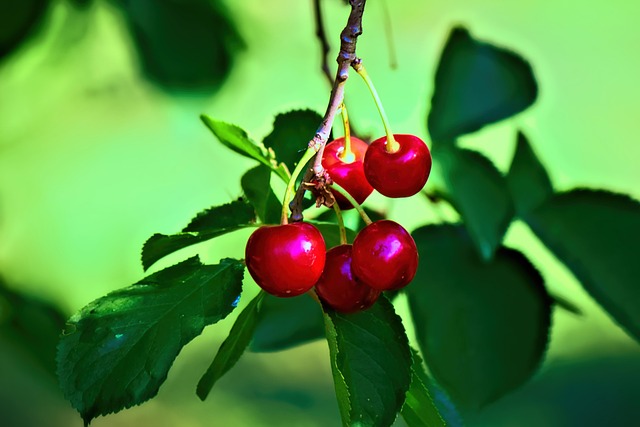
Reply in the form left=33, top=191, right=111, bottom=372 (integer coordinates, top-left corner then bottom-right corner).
left=363, top=134, right=432, bottom=198
left=351, top=220, right=418, bottom=291
left=314, top=244, right=381, bottom=313
left=322, top=137, right=373, bottom=209
left=245, top=222, right=326, bottom=297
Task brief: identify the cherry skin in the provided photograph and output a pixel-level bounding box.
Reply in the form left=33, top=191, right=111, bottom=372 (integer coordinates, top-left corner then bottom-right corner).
left=314, top=244, right=381, bottom=313
left=245, top=222, right=326, bottom=297
left=322, top=137, right=373, bottom=209
left=351, top=220, right=418, bottom=291
left=363, top=134, right=432, bottom=198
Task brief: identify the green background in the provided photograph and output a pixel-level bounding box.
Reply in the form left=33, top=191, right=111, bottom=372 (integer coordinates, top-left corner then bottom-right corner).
left=1, top=0, right=639, bottom=426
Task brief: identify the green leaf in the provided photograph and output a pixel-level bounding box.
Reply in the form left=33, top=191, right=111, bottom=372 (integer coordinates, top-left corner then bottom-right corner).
left=115, top=0, right=243, bottom=92
left=197, top=292, right=265, bottom=400
left=250, top=293, right=324, bottom=352
left=408, top=224, right=552, bottom=409
left=201, top=116, right=289, bottom=182
left=0, top=0, right=50, bottom=61
left=437, top=145, right=514, bottom=260
left=57, top=257, right=244, bottom=425
left=525, top=189, right=640, bottom=342
left=507, top=132, right=553, bottom=215
left=428, top=26, right=537, bottom=143
left=401, top=348, right=446, bottom=427
left=310, top=221, right=357, bottom=249
left=324, top=296, right=412, bottom=427
left=241, top=165, right=282, bottom=225
left=262, top=109, right=324, bottom=173
left=141, top=198, right=256, bottom=270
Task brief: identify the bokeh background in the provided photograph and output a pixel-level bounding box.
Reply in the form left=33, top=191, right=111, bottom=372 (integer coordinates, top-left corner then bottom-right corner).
left=1, top=0, right=639, bottom=426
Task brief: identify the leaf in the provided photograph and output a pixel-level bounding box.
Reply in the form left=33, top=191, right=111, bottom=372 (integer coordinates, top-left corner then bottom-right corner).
left=57, top=257, right=244, bottom=425
left=310, top=221, right=357, bottom=249
left=250, top=293, right=324, bottom=352
left=262, top=109, right=324, bottom=173
left=241, top=165, right=282, bottom=225
left=197, top=292, right=265, bottom=400
left=115, top=0, right=243, bottom=92
left=0, top=0, right=50, bottom=61
left=401, top=348, right=446, bottom=427
left=323, top=296, right=412, bottom=427
left=141, top=198, right=256, bottom=270
left=0, top=278, right=67, bottom=376
left=408, top=224, right=552, bottom=409
left=525, top=189, right=640, bottom=342
left=201, top=116, right=289, bottom=182
left=428, top=26, right=538, bottom=143
left=437, top=145, right=514, bottom=260
left=507, top=132, right=553, bottom=215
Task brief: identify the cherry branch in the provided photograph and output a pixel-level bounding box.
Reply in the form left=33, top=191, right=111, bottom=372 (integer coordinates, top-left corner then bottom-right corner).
left=290, top=0, right=367, bottom=222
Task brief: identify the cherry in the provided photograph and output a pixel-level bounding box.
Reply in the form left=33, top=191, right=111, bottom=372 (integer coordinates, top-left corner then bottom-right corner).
left=314, top=244, right=381, bottom=313
left=245, top=222, right=326, bottom=297
left=351, top=220, right=418, bottom=291
left=322, top=137, right=373, bottom=209
left=363, top=134, right=432, bottom=198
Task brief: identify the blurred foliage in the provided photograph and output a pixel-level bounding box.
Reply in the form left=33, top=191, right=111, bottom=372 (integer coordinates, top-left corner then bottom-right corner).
left=0, top=0, right=51, bottom=61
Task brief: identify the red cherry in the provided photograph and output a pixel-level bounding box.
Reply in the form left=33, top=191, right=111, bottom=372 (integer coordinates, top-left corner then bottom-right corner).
left=314, top=244, right=381, bottom=313
left=351, top=220, right=418, bottom=291
left=322, top=137, right=373, bottom=209
left=245, top=222, right=326, bottom=297
left=363, top=134, right=432, bottom=198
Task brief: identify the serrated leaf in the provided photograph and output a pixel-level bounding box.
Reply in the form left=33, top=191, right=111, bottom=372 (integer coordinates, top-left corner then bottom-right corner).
left=525, top=189, right=640, bottom=342
left=115, top=0, right=243, bottom=92
left=437, top=145, right=514, bottom=260
left=250, top=293, right=324, bottom=352
left=428, top=26, right=538, bottom=143
left=324, top=296, right=412, bottom=427
left=57, top=257, right=244, bottom=425
left=241, top=165, right=282, bottom=225
left=401, top=348, right=447, bottom=427
left=263, top=109, right=324, bottom=173
left=197, top=291, right=265, bottom=400
left=507, top=132, right=553, bottom=215
left=201, top=116, right=289, bottom=182
left=408, top=224, right=552, bottom=409
left=141, top=199, right=256, bottom=270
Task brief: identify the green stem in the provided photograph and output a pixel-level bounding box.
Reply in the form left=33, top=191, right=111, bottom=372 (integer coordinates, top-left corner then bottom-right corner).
left=330, top=182, right=372, bottom=225
left=354, top=62, right=399, bottom=153
left=339, top=103, right=355, bottom=163
left=332, top=203, right=348, bottom=245
left=281, top=147, right=316, bottom=224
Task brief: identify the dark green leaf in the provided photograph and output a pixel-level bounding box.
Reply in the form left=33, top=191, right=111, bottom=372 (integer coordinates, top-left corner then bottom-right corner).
left=197, top=292, right=265, bottom=400
left=315, top=207, right=386, bottom=233
left=201, top=116, right=289, bottom=182
left=262, top=109, right=323, bottom=173
left=310, top=221, right=357, bottom=249
left=324, top=296, right=412, bottom=426
left=437, top=145, right=514, bottom=260
left=408, top=224, right=552, bottom=409
left=57, top=257, right=244, bottom=425
left=428, top=26, right=537, bottom=143
left=115, top=0, right=243, bottom=92
left=401, top=348, right=446, bottom=427
left=0, top=0, right=50, bottom=61
left=250, top=293, right=324, bottom=352
left=141, top=199, right=256, bottom=270
left=0, top=278, right=66, bottom=376
left=507, top=132, right=553, bottom=215
left=241, top=165, right=282, bottom=225
left=525, top=189, right=640, bottom=342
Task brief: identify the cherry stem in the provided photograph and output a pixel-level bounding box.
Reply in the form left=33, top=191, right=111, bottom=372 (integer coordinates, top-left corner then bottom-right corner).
left=353, top=61, right=399, bottom=153
left=332, top=203, right=348, bottom=245
left=281, top=147, right=316, bottom=224
left=339, top=103, right=355, bottom=163
left=330, top=182, right=372, bottom=225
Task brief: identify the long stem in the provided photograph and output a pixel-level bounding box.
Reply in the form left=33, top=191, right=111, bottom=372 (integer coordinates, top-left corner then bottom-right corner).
left=281, top=148, right=316, bottom=224
left=353, top=61, right=399, bottom=152
left=339, top=103, right=355, bottom=163
left=332, top=203, right=348, bottom=245
left=330, top=182, right=372, bottom=225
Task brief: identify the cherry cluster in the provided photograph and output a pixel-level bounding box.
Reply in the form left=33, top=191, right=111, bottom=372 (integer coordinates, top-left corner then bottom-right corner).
left=245, top=132, right=431, bottom=313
